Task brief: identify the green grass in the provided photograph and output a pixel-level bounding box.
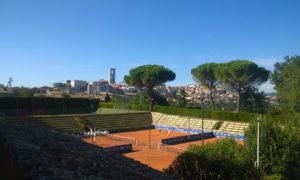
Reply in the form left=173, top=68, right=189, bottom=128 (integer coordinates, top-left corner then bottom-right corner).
left=96, top=108, right=146, bottom=114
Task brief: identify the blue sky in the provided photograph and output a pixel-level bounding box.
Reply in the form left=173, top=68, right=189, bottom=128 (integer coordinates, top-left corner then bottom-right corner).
left=1, top=0, right=300, bottom=92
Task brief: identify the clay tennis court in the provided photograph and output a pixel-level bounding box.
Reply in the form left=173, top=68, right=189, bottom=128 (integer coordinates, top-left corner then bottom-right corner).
left=82, top=136, right=129, bottom=147
left=82, top=129, right=223, bottom=171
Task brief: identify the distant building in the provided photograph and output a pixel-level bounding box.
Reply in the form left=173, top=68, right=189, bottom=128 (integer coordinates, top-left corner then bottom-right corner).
left=121, top=86, right=138, bottom=94
left=0, top=84, right=4, bottom=91
left=109, top=68, right=116, bottom=84
left=87, top=80, right=110, bottom=95
left=52, top=82, right=65, bottom=89
left=0, top=91, right=14, bottom=97
left=68, top=80, right=87, bottom=92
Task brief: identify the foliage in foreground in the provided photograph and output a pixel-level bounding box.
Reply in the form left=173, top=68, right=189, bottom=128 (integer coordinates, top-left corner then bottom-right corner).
left=166, top=118, right=300, bottom=179
left=245, top=118, right=300, bottom=179
left=165, top=139, right=260, bottom=180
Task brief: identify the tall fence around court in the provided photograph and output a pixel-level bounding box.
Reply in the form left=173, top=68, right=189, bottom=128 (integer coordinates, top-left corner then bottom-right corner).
left=0, top=97, right=98, bottom=116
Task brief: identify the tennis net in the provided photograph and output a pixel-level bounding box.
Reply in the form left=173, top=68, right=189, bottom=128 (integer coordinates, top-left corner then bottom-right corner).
left=158, top=143, right=187, bottom=154
left=100, top=133, right=138, bottom=145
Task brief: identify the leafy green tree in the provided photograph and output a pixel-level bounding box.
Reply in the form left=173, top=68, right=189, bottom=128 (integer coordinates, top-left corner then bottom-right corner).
left=112, top=95, right=129, bottom=103
left=104, top=93, right=111, bottom=102
left=216, top=60, right=269, bottom=112
left=166, top=139, right=260, bottom=180
left=271, top=55, right=300, bottom=114
left=126, top=89, right=169, bottom=106
left=245, top=118, right=300, bottom=179
left=240, top=87, right=270, bottom=114
left=175, top=89, right=188, bottom=108
left=74, top=115, right=94, bottom=133
left=124, top=65, right=176, bottom=106
left=131, top=90, right=148, bottom=104
left=17, top=88, right=34, bottom=97
left=53, top=82, right=65, bottom=89
left=191, top=63, right=219, bottom=110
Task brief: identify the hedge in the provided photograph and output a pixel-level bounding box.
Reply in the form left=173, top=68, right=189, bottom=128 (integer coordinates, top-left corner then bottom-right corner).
left=100, top=103, right=149, bottom=111
left=100, top=103, right=288, bottom=123
left=100, top=103, right=114, bottom=108
left=153, top=106, right=252, bottom=122
left=131, top=104, right=150, bottom=111
left=154, top=105, right=287, bottom=123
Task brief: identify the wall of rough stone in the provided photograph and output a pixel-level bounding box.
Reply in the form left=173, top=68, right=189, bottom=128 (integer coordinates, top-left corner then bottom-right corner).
left=0, top=143, right=26, bottom=180
left=0, top=121, right=174, bottom=180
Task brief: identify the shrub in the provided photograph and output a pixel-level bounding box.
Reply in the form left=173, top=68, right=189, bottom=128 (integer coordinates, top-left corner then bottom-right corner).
left=113, top=103, right=130, bottom=109
left=213, top=120, right=223, bottom=130
left=104, top=93, right=111, bottom=102
left=130, top=104, right=149, bottom=111
left=165, top=139, right=260, bottom=179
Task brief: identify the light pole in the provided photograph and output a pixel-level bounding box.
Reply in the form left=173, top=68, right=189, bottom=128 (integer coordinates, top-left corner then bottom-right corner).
left=188, top=106, right=191, bottom=135
left=198, top=95, right=205, bottom=146
left=256, top=115, right=261, bottom=169
left=249, top=97, right=260, bottom=169
left=147, top=98, right=154, bottom=149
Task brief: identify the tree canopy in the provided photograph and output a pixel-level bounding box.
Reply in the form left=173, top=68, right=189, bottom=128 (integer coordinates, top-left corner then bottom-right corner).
left=124, top=65, right=176, bottom=89
left=216, top=60, right=269, bottom=112
left=240, top=87, right=269, bottom=114
left=245, top=119, right=300, bottom=179
left=191, top=63, right=219, bottom=110
left=124, top=65, right=175, bottom=106
left=175, top=89, right=188, bottom=108
left=104, top=93, right=111, bottom=102
left=271, top=55, right=300, bottom=114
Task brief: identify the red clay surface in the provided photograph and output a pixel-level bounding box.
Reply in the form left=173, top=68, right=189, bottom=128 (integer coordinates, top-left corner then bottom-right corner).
left=82, top=129, right=227, bottom=171
left=82, top=136, right=128, bottom=147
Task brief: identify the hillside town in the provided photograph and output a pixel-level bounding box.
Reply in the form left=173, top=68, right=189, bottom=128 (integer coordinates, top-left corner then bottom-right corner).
left=0, top=67, right=277, bottom=105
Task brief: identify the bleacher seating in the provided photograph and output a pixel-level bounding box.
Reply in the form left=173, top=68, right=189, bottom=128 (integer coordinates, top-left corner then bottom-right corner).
left=152, top=112, right=217, bottom=131
left=152, top=112, right=249, bottom=135
left=4, top=111, right=249, bottom=135
left=4, top=112, right=152, bottom=134
left=5, top=115, right=81, bottom=133
left=218, top=121, right=249, bottom=134
left=85, top=112, right=151, bottom=131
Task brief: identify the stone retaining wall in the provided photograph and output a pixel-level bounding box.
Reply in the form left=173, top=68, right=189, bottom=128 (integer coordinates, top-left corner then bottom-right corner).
left=0, top=121, right=173, bottom=180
